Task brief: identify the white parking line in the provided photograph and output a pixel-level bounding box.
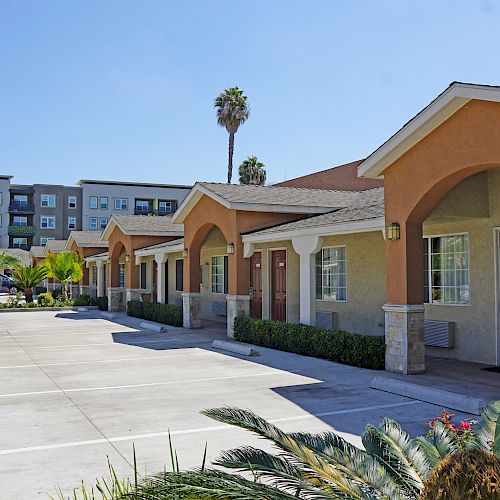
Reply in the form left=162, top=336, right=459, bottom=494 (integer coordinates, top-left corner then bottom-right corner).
left=0, top=351, right=212, bottom=369
left=25, top=338, right=183, bottom=349
left=0, top=401, right=423, bottom=456
left=0, top=370, right=294, bottom=398
left=2, top=330, right=140, bottom=338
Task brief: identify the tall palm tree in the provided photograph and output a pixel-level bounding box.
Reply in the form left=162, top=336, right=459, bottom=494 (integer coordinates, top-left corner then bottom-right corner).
left=214, top=87, right=250, bottom=183
left=239, top=155, right=267, bottom=186
left=42, top=251, right=83, bottom=300
left=10, top=264, right=48, bottom=302
left=0, top=251, right=20, bottom=273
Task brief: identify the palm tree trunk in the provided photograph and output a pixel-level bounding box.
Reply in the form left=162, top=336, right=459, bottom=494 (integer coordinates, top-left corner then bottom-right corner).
left=24, top=288, right=33, bottom=303
left=227, top=132, right=235, bottom=183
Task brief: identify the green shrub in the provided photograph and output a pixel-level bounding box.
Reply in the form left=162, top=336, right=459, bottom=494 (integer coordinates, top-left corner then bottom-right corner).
left=127, top=301, right=183, bottom=327
left=73, top=294, right=91, bottom=306
left=233, top=317, right=385, bottom=370
left=35, top=286, right=47, bottom=295
left=51, top=288, right=63, bottom=300
left=93, top=296, right=108, bottom=311
left=37, top=292, right=55, bottom=307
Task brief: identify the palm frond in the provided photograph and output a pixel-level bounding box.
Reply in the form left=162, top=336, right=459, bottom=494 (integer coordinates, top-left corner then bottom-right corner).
left=471, top=400, right=500, bottom=454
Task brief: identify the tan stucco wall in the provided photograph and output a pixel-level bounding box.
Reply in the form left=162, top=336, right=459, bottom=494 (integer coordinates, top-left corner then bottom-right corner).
left=422, top=169, right=500, bottom=365
left=253, top=240, right=300, bottom=324
left=316, top=231, right=386, bottom=336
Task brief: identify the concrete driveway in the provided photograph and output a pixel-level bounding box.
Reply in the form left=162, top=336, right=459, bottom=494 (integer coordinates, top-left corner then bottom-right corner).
left=0, top=310, right=467, bottom=499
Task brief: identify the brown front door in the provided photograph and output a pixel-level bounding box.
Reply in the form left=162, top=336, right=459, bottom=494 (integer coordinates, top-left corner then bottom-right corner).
left=250, top=252, right=262, bottom=319
left=271, top=250, right=286, bottom=322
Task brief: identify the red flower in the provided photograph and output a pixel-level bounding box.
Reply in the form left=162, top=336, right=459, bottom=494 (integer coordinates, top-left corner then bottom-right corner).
left=460, top=421, right=471, bottom=431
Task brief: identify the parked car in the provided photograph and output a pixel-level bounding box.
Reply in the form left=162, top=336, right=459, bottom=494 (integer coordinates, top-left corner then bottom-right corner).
left=0, top=273, right=17, bottom=292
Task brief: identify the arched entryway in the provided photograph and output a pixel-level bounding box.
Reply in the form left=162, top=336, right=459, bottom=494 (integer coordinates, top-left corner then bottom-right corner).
left=379, top=98, right=500, bottom=373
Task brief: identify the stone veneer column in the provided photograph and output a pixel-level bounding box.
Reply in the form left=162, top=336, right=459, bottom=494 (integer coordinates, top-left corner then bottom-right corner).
left=383, top=304, right=425, bottom=374
left=107, top=287, right=122, bottom=311
left=182, top=292, right=201, bottom=329
left=226, top=295, right=250, bottom=338
left=126, top=288, right=142, bottom=303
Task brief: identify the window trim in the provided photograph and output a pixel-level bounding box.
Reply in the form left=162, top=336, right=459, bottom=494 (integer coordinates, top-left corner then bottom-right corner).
left=40, top=215, right=56, bottom=229
left=68, top=196, right=77, bottom=209
left=89, top=196, right=98, bottom=209
left=175, top=258, right=184, bottom=292
left=40, top=237, right=55, bottom=246
left=211, top=254, right=228, bottom=295
left=423, top=232, right=471, bottom=307
left=89, top=217, right=98, bottom=230
left=100, top=197, right=108, bottom=210
left=140, top=262, right=148, bottom=290
left=12, top=237, right=28, bottom=248
left=68, top=217, right=77, bottom=230
left=114, top=198, right=128, bottom=210
left=40, top=194, right=56, bottom=208
left=99, top=217, right=108, bottom=230
left=316, top=245, right=347, bottom=302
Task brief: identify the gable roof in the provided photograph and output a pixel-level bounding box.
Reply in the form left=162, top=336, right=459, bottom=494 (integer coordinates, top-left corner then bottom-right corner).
left=242, top=187, right=385, bottom=242
left=0, top=247, right=31, bottom=265
left=358, top=82, right=500, bottom=179
left=101, top=214, right=184, bottom=240
left=29, top=246, right=46, bottom=258
left=134, top=238, right=185, bottom=256
left=172, top=182, right=368, bottom=223
left=66, top=231, right=108, bottom=249
left=45, top=240, right=68, bottom=254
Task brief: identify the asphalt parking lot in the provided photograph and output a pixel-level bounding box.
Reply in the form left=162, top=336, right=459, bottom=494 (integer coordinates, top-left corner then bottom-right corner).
left=0, top=310, right=462, bottom=498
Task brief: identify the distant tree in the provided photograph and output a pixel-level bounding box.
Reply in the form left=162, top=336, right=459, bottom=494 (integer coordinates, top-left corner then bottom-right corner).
left=238, top=156, right=266, bottom=186
left=10, top=264, right=47, bottom=303
left=42, top=251, right=84, bottom=300
left=214, top=87, right=250, bottom=183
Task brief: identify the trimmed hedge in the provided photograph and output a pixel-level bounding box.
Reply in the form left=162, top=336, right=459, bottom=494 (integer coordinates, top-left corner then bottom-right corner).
left=127, top=300, right=183, bottom=327
left=93, top=296, right=108, bottom=311
left=233, top=317, right=385, bottom=370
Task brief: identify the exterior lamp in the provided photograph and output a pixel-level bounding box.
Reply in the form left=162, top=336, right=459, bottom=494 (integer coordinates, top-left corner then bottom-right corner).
left=125, top=255, right=131, bottom=262
left=387, top=222, right=401, bottom=241
left=227, top=242, right=235, bottom=254
left=183, top=248, right=189, bottom=258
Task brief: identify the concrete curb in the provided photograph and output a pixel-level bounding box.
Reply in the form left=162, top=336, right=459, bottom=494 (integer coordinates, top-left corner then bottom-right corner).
left=212, top=340, right=259, bottom=356
left=101, top=312, right=117, bottom=320
left=0, top=306, right=99, bottom=313
left=140, top=321, right=167, bottom=333
left=370, top=375, right=489, bottom=415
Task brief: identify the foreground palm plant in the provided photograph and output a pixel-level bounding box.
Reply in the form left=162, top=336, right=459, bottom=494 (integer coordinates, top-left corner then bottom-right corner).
left=58, top=401, right=500, bottom=499
left=214, top=86, right=250, bottom=183
left=10, top=264, right=48, bottom=302
left=42, top=251, right=83, bottom=300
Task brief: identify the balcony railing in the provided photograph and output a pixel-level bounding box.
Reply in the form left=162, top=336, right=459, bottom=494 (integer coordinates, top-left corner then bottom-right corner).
left=134, top=208, right=175, bottom=216
left=8, top=225, right=36, bottom=236
left=9, top=201, right=35, bottom=213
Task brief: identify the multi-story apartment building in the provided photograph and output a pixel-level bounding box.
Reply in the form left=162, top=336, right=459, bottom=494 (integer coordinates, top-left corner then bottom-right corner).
left=0, top=176, right=192, bottom=249
left=77, top=179, right=192, bottom=231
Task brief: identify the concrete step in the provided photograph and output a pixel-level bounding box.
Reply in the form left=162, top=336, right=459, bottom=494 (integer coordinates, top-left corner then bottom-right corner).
left=370, top=374, right=490, bottom=415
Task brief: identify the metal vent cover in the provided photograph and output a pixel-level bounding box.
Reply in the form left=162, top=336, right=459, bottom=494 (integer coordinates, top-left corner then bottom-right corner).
left=424, top=320, right=454, bottom=348
left=316, top=311, right=338, bottom=330
left=212, top=301, right=227, bottom=317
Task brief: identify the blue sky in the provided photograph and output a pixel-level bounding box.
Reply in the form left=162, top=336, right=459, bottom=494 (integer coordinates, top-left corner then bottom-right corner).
left=1, top=1, right=499, bottom=186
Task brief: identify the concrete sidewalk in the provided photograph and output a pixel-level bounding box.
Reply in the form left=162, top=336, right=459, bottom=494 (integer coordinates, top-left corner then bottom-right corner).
left=0, top=310, right=473, bottom=499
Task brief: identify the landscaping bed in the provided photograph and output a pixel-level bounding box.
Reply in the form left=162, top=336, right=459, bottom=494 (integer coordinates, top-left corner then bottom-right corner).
left=234, top=316, right=385, bottom=370
left=127, top=300, right=183, bottom=327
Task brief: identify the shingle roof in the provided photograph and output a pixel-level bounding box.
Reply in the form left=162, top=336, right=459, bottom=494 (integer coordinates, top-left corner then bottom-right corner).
left=135, top=238, right=185, bottom=255
left=244, top=188, right=384, bottom=236
left=0, top=248, right=31, bottom=264
left=112, top=215, right=184, bottom=235
left=29, top=246, right=46, bottom=258
left=69, top=231, right=107, bottom=247
left=45, top=240, right=68, bottom=253
left=198, top=182, right=363, bottom=209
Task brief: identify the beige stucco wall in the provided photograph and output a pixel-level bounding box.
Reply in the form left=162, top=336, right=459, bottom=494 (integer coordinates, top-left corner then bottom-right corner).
left=253, top=240, right=300, bottom=324
left=422, top=169, right=500, bottom=365
left=316, top=231, right=386, bottom=336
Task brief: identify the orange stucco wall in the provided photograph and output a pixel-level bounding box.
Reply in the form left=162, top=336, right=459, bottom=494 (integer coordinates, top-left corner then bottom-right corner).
left=183, top=195, right=307, bottom=295
left=383, top=99, right=500, bottom=304
left=70, top=241, right=107, bottom=285
left=107, top=226, right=177, bottom=288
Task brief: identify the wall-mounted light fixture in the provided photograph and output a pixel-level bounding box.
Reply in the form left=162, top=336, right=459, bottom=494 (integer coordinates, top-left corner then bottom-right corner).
left=387, top=222, right=401, bottom=241
left=227, top=242, right=235, bottom=254
left=125, top=255, right=131, bottom=262
left=183, top=248, right=189, bottom=258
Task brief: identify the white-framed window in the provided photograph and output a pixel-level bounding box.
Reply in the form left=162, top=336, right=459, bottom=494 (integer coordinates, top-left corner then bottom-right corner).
left=89, top=217, right=98, bottom=230
left=115, top=198, right=128, bottom=210
left=211, top=255, right=228, bottom=294
left=68, top=196, right=77, bottom=209
left=41, top=194, right=56, bottom=207
left=159, top=200, right=176, bottom=214
left=40, top=237, right=55, bottom=246
left=100, top=197, right=108, bottom=209
left=315, top=246, right=347, bottom=301
left=92, top=265, right=98, bottom=287
left=89, top=196, right=98, bottom=209
left=175, top=259, right=184, bottom=291
left=140, top=262, right=147, bottom=289
left=423, top=233, right=470, bottom=305
left=68, top=217, right=77, bottom=229
left=13, top=216, right=28, bottom=226
left=135, top=199, right=150, bottom=212
left=99, top=217, right=108, bottom=230
left=13, top=194, right=28, bottom=206
left=40, top=216, right=55, bottom=229
left=119, top=263, right=125, bottom=288
left=12, top=237, right=27, bottom=248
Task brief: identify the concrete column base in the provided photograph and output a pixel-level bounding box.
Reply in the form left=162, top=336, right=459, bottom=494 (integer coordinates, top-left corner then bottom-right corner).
left=182, top=292, right=201, bottom=329
left=226, top=295, right=250, bottom=338
left=384, top=304, right=425, bottom=374
left=126, top=288, right=142, bottom=303
left=107, top=287, right=124, bottom=312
